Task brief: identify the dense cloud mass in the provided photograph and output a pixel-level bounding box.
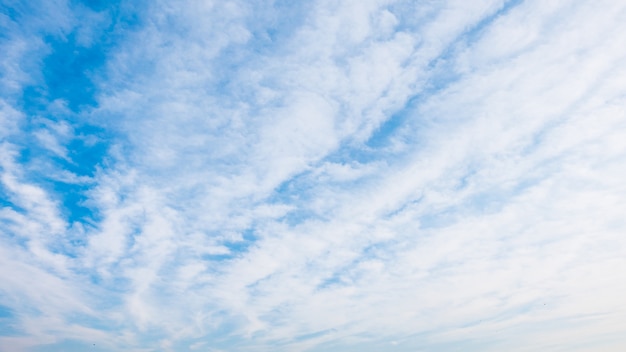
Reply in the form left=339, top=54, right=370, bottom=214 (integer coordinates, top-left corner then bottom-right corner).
left=1, top=0, right=626, bottom=351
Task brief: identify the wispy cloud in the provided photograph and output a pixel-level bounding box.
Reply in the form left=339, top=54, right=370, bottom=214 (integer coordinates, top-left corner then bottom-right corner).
left=1, top=0, right=626, bottom=351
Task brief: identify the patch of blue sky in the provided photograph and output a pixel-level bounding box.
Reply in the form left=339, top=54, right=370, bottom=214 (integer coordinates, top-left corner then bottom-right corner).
left=0, top=304, right=21, bottom=337
left=316, top=243, right=393, bottom=291
left=357, top=328, right=502, bottom=352
left=417, top=195, right=498, bottom=230
left=476, top=172, right=543, bottom=208
left=293, top=328, right=337, bottom=343
left=153, top=230, right=248, bottom=268
left=454, top=166, right=478, bottom=191
left=399, top=336, right=503, bottom=352
left=23, top=138, right=106, bottom=218
left=38, top=34, right=104, bottom=111
left=0, top=320, right=19, bottom=338
left=86, top=0, right=145, bottom=36
left=301, top=333, right=441, bottom=352
left=4, top=1, right=138, bottom=228
left=0, top=305, right=12, bottom=319
left=256, top=195, right=312, bottom=229
left=418, top=177, right=544, bottom=234
left=0, top=2, right=41, bottom=30
left=54, top=164, right=106, bottom=224
left=321, top=142, right=382, bottom=166
left=363, top=92, right=436, bottom=152
left=315, top=272, right=345, bottom=291
left=14, top=0, right=143, bottom=110
left=65, top=125, right=111, bottom=176
left=268, top=170, right=317, bottom=202
left=0, top=3, right=19, bottom=23
left=266, top=171, right=346, bottom=226
left=200, top=252, right=238, bottom=263
left=59, top=311, right=123, bottom=338
left=276, top=207, right=323, bottom=228
left=28, top=5, right=140, bottom=104
left=411, top=162, right=543, bottom=229
left=417, top=208, right=469, bottom=231
left=360, top=240, right=396, bottom=261
left=46, top=221, right=99, bottom=260
left=423, top=56, right=463, bottom=98
left=79, top=0, right=119, bottom=12
left=173, top=328, right=249, bottom=352
left=32, top=339, right=111, bottom=352
left=365, top=110, right=409, bottom=149
left=403, top=0, right=525, bottom=100
left=51, top=172, right=104, bottom=225
left=0, top=319, right=17, bottom=337
left=0, top=184, right=19, bottom=209
left=0, top=229, right=29, bottom=254
left=244, top=0, right=314, bottom=55
left=89, top=272, right=132, bottom=295
left=462, top=0, right=526, bottom=47
left=319, top=271, right=355, bottom=291
left=1, top=1, right=133, bottom=99
left=322, top=110, right=426, bottom=167
left=223, top=228, right=257, bottom=255
left=386, top=1, right=441, bottom=34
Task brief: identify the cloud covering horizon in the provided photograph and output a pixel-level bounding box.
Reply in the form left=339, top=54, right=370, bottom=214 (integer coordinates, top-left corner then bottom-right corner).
left=1, top=0, right=626, bottom=351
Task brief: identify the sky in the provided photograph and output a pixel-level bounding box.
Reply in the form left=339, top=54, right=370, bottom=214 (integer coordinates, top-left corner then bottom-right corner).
left=1, top=0, right=626, bottom=351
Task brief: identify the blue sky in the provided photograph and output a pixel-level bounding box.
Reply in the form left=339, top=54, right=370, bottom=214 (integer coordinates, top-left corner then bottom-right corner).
left=1, top=0, right=626, bottom=351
